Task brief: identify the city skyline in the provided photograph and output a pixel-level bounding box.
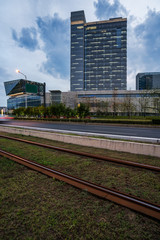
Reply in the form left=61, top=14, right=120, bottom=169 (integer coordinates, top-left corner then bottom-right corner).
left=0, top=0, right=160, bottom=106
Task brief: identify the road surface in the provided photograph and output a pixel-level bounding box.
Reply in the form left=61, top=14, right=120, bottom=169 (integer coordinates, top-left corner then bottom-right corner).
left=4, top=120, right=160, bottom=140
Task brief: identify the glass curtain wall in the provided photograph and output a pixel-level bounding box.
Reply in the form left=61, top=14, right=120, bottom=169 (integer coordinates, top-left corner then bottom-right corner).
left=84, top=20, right=127, bottom=91
left=70, top=11, right=127, bottom=91
left=7, top=95, right=43, bottom=110
left=70, top=11, right=86, bottom=91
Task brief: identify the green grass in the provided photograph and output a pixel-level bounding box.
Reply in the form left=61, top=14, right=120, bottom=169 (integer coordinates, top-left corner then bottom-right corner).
left=0, top=132, right=160, bottom=240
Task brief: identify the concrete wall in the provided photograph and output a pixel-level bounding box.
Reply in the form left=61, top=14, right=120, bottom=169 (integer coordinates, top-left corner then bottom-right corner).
left=0, top=126, right=159, bottom=158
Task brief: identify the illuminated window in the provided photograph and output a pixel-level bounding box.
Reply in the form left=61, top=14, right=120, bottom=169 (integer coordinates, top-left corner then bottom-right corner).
left=77, top=26, right=83, bottom=29
left=86, top=26, right=97, bottom=30
left=86, top=63, right=95, bottom=65
left=92, top=50, right=105, bottom=53
left=93, top=37, right=106, bottom=40
left=94, top=58, right=104, bottom=61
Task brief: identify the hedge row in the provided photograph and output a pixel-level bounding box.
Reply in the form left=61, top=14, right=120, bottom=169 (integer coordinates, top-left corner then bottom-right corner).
left=13, top=117, right=160, bottom=125
left=152, top=119, right=160, bottom=124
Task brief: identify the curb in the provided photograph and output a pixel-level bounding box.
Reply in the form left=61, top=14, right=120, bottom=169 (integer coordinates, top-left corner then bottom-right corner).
left=0, top=126, right=160, bottom=158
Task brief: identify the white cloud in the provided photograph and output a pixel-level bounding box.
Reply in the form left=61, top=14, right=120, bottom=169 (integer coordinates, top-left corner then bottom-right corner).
left=0, top=0, right=160, bottom=106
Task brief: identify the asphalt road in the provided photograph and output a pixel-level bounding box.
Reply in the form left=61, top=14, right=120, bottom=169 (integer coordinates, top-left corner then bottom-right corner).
left=5, top=120, right=160, bottom=139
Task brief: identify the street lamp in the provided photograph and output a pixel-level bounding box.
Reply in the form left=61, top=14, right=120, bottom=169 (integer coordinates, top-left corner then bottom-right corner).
left=16, top=69, right=27, bottom=80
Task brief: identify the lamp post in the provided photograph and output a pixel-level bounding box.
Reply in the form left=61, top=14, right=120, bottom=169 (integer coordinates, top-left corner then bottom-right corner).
left=16, top=69, right=27, bottom=80
left=43, top=82, right=46, bottom=118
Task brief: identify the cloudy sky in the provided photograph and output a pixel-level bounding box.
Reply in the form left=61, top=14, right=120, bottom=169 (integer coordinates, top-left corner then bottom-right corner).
left=1, top=0, right=160, bottom=106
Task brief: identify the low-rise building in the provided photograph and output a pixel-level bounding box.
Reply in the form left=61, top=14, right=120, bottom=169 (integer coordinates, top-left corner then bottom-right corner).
left=4, top=79, right=45, bottom=110
left=50, top=89, right=160, bottom=116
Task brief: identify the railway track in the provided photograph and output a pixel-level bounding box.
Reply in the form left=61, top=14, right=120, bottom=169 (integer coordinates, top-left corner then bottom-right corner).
left=0, top=148, right=159, bottom=220
left=0, top=134, right=160, bottom=172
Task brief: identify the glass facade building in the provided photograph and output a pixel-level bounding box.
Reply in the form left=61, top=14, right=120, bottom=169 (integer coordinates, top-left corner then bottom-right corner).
left=136, top=72, right=160, bottom=90
left=71, top=11, right=86, bottom=91
left=71, top=11, right=127, bottom=91
left=7, top=95, right=43, bottom=110
left=4, top=79, right=45, bottom=110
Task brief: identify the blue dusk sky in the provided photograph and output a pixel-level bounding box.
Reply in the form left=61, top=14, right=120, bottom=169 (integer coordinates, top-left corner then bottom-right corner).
left=0, top=0, right=160, bottom=106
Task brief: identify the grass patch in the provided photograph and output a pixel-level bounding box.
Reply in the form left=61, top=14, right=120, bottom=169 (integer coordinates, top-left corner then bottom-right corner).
left=0, top=132, right=160, bottom=239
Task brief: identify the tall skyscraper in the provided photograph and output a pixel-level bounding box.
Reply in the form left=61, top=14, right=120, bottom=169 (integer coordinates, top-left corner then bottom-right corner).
left=71, top=10, right=127, bottom=91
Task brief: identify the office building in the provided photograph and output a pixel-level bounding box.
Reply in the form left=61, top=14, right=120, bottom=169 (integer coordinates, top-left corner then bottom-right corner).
left=4, top=79, right=45, bottom=110
left=136, top=72, right=160, bottom=90
left=71, top=10, right=127, bottom=91
left=50, top=90, right=62, bottom=105
left=49, top=89, right=160, bottom=116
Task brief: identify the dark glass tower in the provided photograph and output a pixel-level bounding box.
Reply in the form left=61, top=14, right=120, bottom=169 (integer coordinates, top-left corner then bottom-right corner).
left=71, top=11, right=127, bottom=91
left=136, top=72, right=160, bottom=90
left=71, top=11, right=86, bottom=91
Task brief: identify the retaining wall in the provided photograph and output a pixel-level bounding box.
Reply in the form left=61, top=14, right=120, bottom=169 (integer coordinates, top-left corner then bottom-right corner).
left=0, top=126, right=159, bottom=158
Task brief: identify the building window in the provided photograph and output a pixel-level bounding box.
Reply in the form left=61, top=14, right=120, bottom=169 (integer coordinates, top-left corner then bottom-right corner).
left=117, top=29, right=121, bottom=48
left=77, top=26, right=83, bottom=29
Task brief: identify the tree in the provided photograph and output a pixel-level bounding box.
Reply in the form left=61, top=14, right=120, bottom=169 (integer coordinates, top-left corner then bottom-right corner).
left=38, top=106, right=45, bottom=117
left=13, top=107, right=25, bottom=117
left=136, top=90, right=160, bottom=116
left=138, top=91, right=150, bottom=116
left=76, top=103, right=89, bottom=119
left=24, top=107, right=33, bottom=117
left=65, top=107, right=76, bottom=118
left=112, top=90, right=119, bottom=116
left=32, top=107, right=40, bottom=117
left=150, top=90, right=160, bottom=115
left=95, top=101, right=109, bottom=116
left=121, top=93, right=136, bottom=117
left=48, top=103, right=66, bottom=118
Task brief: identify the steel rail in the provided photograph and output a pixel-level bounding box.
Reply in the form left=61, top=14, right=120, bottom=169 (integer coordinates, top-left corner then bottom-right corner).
left=0, top=148, right=160, bottom=220
left=0, top=134, right=160, bottom=172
